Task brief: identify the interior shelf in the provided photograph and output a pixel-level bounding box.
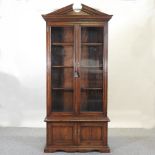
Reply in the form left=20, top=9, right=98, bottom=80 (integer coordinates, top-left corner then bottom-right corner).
left=52, top=88, right=103, bottom=91
left=81, top=43, right=103, bottom=46
left=80, top=66, right=103, bottom=68
left=52, top=66, right=73, bottom=68
left=81, top=88, right=103, bottom=90
left=52, top=43, right=103, bottom=46
left=52, top=66, right=102, bottom=68
left=51, top=43, right=73, bottom=46
left=52, top=88, right=73, bottom=91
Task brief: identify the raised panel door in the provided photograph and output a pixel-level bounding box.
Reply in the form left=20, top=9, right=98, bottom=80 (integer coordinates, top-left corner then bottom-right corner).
left=78, top=122, right=106, bottom=146
left=47, top=123, right=76, bottom=145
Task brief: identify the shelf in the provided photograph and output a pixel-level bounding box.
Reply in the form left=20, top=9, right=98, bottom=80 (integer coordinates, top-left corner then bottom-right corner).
left=52, top=66, right=73, bottom=68
left=52, top=66, right=102, bottom=68
left=51, top=43, right=73, bottom=46
left=81, top=88, right=103, bottom=90
left=80, top=66, right=103, bottom=68
left=81, top=43, right=103, bottom=46
left=52, top=43, right=103, bottom=46
left=52, top=88, right=103, bottom=91
left=52, top=88, right=73, bottom=91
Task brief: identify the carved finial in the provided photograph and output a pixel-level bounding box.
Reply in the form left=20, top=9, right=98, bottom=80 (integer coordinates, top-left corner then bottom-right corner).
left=73, top=2, right=82, bottom=12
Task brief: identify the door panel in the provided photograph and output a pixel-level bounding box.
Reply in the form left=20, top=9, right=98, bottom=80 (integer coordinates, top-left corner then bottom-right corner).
left=80, top=67, right=103, bottom=88
left=81, top=45, right=103, bottom=67
left=80, top=126, right=102, bottom=141
left=51, top=26, right=75, bottom=112
left=78, top=123, right=106, bottom=145
left=80, top=126, right=90, bottom=140
left=51, top=46, right=73, bottom=66
left=79, top=26, right=104, bottom=112
left=47, top=123, right=76, bottom=145
left=81, top=27, right=103, bottom=43
left=51, top=27, right=73, bottom=43
left=52, top=90, right=73, bottom=112
left=52, top=68, right=73, bottom=88
left=80, top=89, right=102, bottom=111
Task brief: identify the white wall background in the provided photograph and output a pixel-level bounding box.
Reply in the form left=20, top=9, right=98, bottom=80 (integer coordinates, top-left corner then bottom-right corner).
left=0, top=0, right=155, bottom=128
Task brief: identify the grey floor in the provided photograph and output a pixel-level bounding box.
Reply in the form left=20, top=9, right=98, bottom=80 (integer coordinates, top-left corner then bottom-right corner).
left=0, top=128, right=155, bottom=155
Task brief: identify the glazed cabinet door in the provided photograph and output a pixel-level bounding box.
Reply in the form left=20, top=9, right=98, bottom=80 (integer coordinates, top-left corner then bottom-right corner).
left=50, top=25, right=105, bottom=114
left=50, top=26, right=75, bottom=113
left=78, top=26, right=104, bottom=113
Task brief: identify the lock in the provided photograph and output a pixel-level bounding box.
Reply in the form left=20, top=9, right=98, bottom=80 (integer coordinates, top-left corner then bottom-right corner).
left=74, top=71, right=78, bottom=78
left=74, top=62, right=80, bottom=78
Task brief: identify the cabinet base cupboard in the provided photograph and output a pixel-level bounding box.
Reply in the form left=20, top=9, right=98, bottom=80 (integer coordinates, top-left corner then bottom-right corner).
left=42, top=4, right=112, bottom=153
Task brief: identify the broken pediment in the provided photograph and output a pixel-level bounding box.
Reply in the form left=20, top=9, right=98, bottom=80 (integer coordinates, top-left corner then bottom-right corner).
left=42, top=4, right=112, bottom=22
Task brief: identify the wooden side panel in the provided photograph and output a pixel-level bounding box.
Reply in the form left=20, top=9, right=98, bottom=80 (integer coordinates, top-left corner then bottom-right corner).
left=78, top=122, right=107, bottom=145
left=47, top=123, right=76, bottom=145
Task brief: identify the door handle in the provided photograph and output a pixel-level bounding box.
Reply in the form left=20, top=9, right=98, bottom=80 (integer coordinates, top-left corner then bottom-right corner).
left=77, top=67, right=80, bottom=77
left=74, top=62, right=80, bottom=78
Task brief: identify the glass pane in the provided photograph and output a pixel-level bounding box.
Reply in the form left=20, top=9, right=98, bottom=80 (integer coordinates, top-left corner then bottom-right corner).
left=52, top=90, right=73, bottom=112
left=81, top=27, right=103, bottom=43
left=80, top=27, right=104, bottom=112
left=51, top=27, right=73, bottom=43
left=80, top=67, right=103, bottom=88
left=81, top=46, right=103, bottom=67
left=51, top=67, right=73, bottom=112
left=52, top=68, right=73, bottom=88
left=51, top=46, right=73, bottom=66
left=80, top=90, right=103, bottom=111
left=51, top=26, right=74, bottom=112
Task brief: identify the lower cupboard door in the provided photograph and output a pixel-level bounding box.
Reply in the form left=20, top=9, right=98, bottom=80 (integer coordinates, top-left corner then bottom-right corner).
left=78, top=122, right=107, bottom=146
left=47, top=123, right=76, bottom=145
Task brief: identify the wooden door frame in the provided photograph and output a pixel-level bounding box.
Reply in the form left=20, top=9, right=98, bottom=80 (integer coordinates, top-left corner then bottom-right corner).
left=76, top=23, right=106, bottom=116
left=47, top=24, right=76, bottom=116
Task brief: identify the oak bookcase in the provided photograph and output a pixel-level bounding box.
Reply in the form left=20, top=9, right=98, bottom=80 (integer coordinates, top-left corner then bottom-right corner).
left=42, top=4, right=112, bottom=153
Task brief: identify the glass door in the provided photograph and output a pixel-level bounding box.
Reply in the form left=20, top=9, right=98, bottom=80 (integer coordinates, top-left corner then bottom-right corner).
left=79, top=26, right=104, bottom=112
left=51, top=26, right=75, bottom=112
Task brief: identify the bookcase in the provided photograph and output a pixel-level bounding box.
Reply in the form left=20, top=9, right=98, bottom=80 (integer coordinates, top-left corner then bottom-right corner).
left=42, top=4, right=112, bottom=153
